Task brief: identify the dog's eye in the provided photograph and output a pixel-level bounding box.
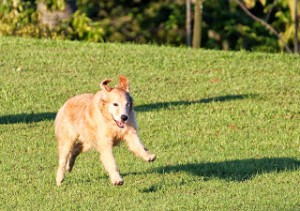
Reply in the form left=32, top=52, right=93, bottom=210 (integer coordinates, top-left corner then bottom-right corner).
left=126, top=103, right=130, bottom=107
left=113, top=103, right=118, bottom=106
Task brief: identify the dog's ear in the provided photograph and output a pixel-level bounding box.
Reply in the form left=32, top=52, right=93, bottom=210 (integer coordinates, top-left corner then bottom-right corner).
left=100, top=79, right=113, bottom=92
left=118, top=75, right=130, bottom=92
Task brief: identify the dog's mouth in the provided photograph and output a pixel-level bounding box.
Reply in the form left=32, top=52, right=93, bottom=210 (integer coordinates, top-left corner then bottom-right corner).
left=114, top=119, right=125, bottom=128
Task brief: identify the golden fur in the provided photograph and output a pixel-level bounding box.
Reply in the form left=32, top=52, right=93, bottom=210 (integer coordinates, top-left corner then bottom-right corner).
left=55, top=76, right=155, bottom=186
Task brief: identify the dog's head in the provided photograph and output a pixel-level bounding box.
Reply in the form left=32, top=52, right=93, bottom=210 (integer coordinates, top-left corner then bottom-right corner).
left=99, top=75, right=133, bottom=128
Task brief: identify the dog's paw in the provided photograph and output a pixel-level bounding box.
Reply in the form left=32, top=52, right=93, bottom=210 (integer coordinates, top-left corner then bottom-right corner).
left=56, top=169, right=65, bottom=186
left=112, top=179, right=124, bottom=186
left=111, top=175, right=124, bottom=186
left=113, top=179, right=124, bottom=186
left=145, top=153, right=156, bottom=162
left=56, top=176, right=64, bottom=187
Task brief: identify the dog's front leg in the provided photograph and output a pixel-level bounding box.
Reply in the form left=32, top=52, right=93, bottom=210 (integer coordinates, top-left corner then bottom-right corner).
left=97, top=143, right=124, bottom=186
left=125, top=132, right=156, bottom=162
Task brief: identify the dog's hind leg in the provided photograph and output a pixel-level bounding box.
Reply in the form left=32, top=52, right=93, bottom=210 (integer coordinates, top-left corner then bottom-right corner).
left=56, top=136, right=75, bottom=186
left=66, top=142, right=83, bottom=173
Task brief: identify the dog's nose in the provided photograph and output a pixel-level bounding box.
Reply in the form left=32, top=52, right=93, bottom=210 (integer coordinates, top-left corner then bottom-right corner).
left=121, top=115, right=128, bottom=122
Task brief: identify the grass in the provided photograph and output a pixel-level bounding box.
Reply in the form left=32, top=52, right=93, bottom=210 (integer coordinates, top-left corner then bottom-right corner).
left=0, top=36, right=300, bottom=210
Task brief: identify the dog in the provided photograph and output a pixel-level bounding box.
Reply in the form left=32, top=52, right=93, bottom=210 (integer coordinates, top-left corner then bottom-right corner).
left=55, top=75, right=156, bottom=186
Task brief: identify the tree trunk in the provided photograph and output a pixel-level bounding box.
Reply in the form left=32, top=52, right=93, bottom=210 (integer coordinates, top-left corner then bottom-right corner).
left=186, top=0, right=192, bottom=47
left=192, top=0, right=203, bottom=48
left=38, top=0, right=77, bottom=29
left=295, top=0, right=299, bottom=53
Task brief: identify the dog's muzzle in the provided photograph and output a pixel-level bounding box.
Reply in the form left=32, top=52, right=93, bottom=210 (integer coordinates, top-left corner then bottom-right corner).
left=114, top=119, right=125, bottom=128
left=113, top=115, right=128, bottom=129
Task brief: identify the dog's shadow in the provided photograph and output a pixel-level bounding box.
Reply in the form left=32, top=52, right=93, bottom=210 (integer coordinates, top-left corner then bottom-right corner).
left=140, top=157, right=300, bottom=192
left=135, top=94, right=255, bottom=112
left=0, top=94, right=253, bottom=124
left=0, top=112, right=56, bottom=124
left=153, top=157, right=300, bottom=182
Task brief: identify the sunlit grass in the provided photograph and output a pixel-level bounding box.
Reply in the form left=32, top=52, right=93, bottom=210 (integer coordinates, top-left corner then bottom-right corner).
left=0, top=37, right=299, bottom=210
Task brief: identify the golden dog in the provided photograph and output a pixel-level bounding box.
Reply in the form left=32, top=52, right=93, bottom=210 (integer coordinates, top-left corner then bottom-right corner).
left=55, top=76, right=155, bottom=186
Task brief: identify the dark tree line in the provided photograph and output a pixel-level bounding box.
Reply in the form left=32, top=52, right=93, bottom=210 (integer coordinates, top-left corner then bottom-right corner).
left=0, top=0, right=299, bottom=53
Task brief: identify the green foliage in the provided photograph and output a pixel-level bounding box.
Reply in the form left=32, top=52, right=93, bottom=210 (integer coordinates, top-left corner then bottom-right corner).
left=0, top=0, right=37, bottom=36
left=1, top=37, right=300, bottom=210
left=237, top=0, right=300, bottom=51
left=44, top=0, right=65, bottom=10
left=243, top=0, right=266, bottom=8
left=0, top=0, right=104, bottom=42
left=274, top=0, right=300, bottom=49
left=202, top=1, right=282, bottom=51
left=0, top=0, right=186, bottom=44
left=66, top=11, right=104, bottom=42
left=0, top=0, right=298, bottom=51
left=94, top=1, right=186, bottom=45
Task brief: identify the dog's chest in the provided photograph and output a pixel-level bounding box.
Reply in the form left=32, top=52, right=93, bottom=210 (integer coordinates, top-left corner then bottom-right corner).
left=111, top=129, right=126, bottom=146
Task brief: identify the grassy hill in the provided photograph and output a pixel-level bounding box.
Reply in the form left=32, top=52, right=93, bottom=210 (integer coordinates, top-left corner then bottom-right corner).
left=0, top=36, right=299, bottom=210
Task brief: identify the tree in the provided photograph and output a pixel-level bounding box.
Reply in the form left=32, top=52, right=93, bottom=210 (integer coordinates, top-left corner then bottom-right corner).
left=186, top=0, right=192, bottom=46
left=192, top=0, right=203, bottom=48
left=233, top=0, right=300, bottom=53
left=294, top=0, right=299, bottom=53
left=38, top=0, right=76, bottom=29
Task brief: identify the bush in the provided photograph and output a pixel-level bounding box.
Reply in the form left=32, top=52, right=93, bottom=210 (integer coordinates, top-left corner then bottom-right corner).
left=0, top=0, right=294, bottom=52
left=0, top=0, right=104, bottom=42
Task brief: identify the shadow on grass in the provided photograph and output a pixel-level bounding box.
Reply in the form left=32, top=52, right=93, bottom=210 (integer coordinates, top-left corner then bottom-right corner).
left=0, top=94, right=254, bottom=124
left=135, top=94, right=255, bottom=112
left=154, top=157, right=300, bottom=182
left=0, top=112, right=56, bottom=124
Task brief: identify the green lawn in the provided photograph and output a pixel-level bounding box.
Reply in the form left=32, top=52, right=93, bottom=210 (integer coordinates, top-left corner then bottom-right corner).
left=0, top=36, right=299, bottom=210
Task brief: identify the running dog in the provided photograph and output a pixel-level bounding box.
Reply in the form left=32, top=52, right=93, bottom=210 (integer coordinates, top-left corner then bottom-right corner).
left=55, top=75, right=156, bottom=186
